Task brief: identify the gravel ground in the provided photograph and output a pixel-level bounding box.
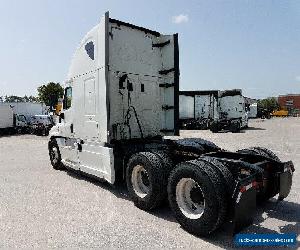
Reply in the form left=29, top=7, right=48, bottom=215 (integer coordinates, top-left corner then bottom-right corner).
left=0, top=118, right=299, bottom=248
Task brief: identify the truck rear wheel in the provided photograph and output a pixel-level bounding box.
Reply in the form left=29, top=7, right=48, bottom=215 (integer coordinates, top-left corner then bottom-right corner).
left=167, top=160, right=227, bottom=236
left=229, top=120, right=241, bottom=133
left=126, top=152, right=167, bottom=211
left=237, top=147, right=280, bottom=200
left=199, top=156, right=235, bottom=195
left=210, top=122, right=219, bottom=133
left=48, top=139, right=64, bottom=170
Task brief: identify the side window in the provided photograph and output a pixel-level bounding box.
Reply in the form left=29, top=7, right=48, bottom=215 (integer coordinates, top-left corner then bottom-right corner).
left=85, top=41, right=94, bottom=60
left=64, top=87, right=72, bottom=110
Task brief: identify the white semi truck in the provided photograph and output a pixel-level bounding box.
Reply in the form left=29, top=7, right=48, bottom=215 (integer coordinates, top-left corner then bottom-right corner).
left=48, top=12, right=294, bottom=236
left=210, top=89, right=248, bottom=133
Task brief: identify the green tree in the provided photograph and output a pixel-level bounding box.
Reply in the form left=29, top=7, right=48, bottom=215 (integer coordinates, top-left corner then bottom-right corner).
left=37, top=82, right=64, bottom=106
left=257, top=97, right=279, bottom=113
left=4, top=95, right=24, bottom=102
left=3, top=95, right=39, bottom=103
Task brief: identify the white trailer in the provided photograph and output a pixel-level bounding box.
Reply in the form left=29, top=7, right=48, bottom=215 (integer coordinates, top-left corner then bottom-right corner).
left=179, top=95, right=194, bottom=120
left=48, top=12, right=294, bottom=236
left=6, top=102, right=47, bottom=116
left=0, top=105, right=14, bottom=134
left=179, top=91, right=218, bottom=129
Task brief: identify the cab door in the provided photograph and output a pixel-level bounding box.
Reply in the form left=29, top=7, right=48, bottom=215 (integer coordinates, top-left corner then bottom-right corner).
left=59, top=86, right=79, bottom=170
left=77, top=73, right=115, bottom=184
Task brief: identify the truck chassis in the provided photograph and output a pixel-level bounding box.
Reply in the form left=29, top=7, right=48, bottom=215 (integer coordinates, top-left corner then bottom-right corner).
left=49, top=136, right=294, bottom=236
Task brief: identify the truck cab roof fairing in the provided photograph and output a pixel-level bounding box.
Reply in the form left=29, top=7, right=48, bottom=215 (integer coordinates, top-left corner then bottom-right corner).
left=67, top=15, right=107, bottom=81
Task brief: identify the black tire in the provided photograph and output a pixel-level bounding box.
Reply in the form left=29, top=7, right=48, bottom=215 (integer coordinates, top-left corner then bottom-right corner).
left=151, top=151, right=174, bottom=173
left=48, top=139, right=64, bottom=170
left=193, top=159, right=228, bottom=230
left=237, top=147, right=280, bottom=161
left=167, top=160, right=227, bottom=236
left=199, top=156, right=235, bottom=195
left=229, top=120, right=241, bottom=133
left=126, top=152, right=167, bottom=211
left=237, top=147, right=280, bottom=200
left=210, top=122, right=219, bottom=133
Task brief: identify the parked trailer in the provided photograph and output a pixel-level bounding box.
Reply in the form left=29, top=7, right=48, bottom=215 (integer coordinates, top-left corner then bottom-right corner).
left=0, top=104, right=30, bottom=134
left=6, top=102, right=47, bottom=117
left=48, top=12, right=294, bottom=236
left=179, top=94, right=194, bottom=127
left=179, top=90, right=248, bottom=132
left=0, top=105, right=14, bottom=135
left=179, top=91, right=218, bottom=129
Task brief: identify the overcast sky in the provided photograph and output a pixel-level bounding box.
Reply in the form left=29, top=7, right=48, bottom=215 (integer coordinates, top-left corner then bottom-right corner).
left=0, top=0, right=299, bottom=98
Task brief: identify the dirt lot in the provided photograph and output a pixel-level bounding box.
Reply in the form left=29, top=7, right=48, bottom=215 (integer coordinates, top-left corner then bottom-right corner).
left=0, top=118, right=299, bottom=248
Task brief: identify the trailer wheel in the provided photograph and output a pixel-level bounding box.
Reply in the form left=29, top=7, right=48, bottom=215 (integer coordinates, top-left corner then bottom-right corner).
left=126, top=152, right=167, bottom=211
left=167, top=160, right=227, bottom=236
left=48, top=139, right=64, bottom=170
left=237, top=147, right=280, bottom=200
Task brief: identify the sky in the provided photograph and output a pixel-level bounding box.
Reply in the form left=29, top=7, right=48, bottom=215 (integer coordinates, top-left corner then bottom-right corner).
left=0, top=0, right=299, bottom=99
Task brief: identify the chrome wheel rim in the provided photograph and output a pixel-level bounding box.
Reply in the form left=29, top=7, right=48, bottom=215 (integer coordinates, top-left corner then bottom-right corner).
left=131, top=165, right=150, bottom=198
left=176, top=178, right=205, bottom=219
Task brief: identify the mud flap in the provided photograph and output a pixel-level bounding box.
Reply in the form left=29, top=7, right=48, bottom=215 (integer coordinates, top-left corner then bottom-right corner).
left=233, top=185, right=257, bottom=234
left=278, top=165, right=293, bottom=201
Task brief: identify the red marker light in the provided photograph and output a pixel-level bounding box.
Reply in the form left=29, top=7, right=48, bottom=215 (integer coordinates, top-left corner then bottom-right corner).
left=240, top=186, right=246, bottom=193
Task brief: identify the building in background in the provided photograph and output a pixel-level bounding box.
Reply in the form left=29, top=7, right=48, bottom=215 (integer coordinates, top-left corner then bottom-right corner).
left=278, top=94, right=300, bottom=116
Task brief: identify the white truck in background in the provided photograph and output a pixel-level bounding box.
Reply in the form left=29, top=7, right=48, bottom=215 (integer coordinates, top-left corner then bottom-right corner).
left=0, top=102, right=50, bottom=134
left=211, top=89, right=248, bottom=133
left=48, top=12, right=294, bottom=237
